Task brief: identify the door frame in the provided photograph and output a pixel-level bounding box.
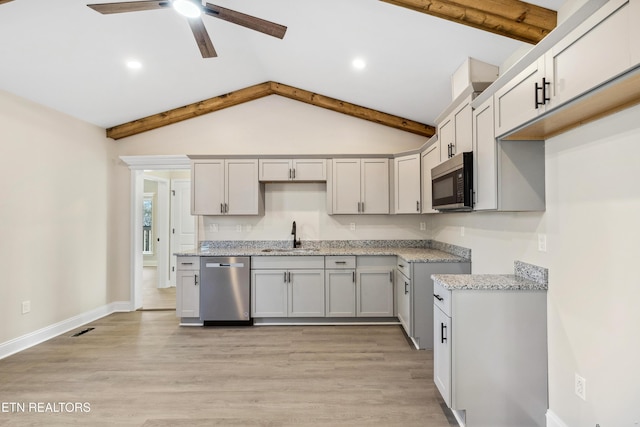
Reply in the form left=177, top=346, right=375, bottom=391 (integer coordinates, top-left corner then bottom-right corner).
left=120, top=155, right=192, bottom=310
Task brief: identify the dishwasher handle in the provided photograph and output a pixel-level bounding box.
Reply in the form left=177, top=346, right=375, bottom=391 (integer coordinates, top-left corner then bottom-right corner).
left=204, top=262, right=246, bottom=268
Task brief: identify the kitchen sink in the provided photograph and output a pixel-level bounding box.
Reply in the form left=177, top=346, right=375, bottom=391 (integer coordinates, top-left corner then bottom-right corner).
left=261, top=248, right=320, bottom=253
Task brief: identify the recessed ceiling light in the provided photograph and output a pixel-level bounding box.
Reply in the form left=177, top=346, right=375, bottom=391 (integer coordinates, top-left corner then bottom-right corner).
left=173, top=0, right=202, bottom=18
left=126, top=60, right=142, bottom=70
left=352, top=58, right=367, bottom=70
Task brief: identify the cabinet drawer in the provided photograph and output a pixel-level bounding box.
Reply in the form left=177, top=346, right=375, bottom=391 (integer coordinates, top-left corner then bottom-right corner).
left=325, top=256, right=356, bottom=269
left=433, top=279, right=452, bottom=317
left=177, top=256, right=200, bottom=271
left=396, top=258, right=411, bottom=279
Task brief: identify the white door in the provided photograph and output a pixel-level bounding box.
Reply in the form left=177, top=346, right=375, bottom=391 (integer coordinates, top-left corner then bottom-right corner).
left=170, top=179, right=196, bottom=286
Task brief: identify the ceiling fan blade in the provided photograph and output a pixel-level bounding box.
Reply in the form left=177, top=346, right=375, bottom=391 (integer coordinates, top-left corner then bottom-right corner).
left=87, top=0, right=170, bottom=14
left=204, top=3, right=287, bottom=39
left=187, top=17, right=217, bottom=58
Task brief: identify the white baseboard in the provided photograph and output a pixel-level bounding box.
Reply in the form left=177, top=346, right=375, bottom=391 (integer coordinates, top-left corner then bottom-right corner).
left=547, top=410, right=569, bottom=427
left=0, top=301, right=131, bottom=360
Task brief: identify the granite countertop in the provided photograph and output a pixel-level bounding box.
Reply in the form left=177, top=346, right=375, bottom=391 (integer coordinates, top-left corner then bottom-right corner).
left=175, top=240, right=471, bottom=263
left=431, top=261, right=549, bottom=290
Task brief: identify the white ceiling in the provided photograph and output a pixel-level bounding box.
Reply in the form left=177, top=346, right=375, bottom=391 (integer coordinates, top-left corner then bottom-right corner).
left=0, top=0, right=564, bottom=130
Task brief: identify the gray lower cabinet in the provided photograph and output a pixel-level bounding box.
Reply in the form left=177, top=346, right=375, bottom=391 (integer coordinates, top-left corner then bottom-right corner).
left=397, top=258, right=471, bottom=349
left=433, top=279, right=548, bottom=427
left=176, top=256, right=200, bottom=319
left=251, top=256, right=325, bottom=318
left=325, top=269, right=356, bottom=317
left=356, top=256, right=395, bottom=317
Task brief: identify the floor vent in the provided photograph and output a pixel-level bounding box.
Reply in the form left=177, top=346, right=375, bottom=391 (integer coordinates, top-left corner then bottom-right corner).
left=72, top=327, right=95, bottom=337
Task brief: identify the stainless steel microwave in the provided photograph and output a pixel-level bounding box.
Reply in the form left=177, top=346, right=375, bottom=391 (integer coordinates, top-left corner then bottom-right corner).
left=431, top=152, right=473, bottom=211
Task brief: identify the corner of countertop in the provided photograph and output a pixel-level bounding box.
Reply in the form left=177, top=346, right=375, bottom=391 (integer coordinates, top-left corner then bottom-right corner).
left=514, top=261, right=548, bottom=286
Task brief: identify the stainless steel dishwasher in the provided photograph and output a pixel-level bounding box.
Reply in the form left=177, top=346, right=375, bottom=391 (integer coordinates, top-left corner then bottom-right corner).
left=200, top=256, right=252, bottom=326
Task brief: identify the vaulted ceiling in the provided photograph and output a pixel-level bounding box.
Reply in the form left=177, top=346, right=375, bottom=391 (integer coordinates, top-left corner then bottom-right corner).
left=0, top=0, right=562, bottom=139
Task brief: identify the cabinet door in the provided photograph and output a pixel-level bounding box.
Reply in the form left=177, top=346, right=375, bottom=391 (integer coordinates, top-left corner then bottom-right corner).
left=453, top=101, right=473, bottom=155
left=494, top=56, right=546, bottom=137
left=176, top=270, right=199, bottom=318
left=421, top=144, right=440, bottom=214
left=292, top=159, right=326, bottom=181
left=473, top=97, right=498, bottom=211
left=438, top=115, right=454, bottom=163
left=394, top=154, right=421, bottom=214
left=361, top=158, right=390, bottom=214
left=356, top=269, right=394, bottom=317
left=434, top=305, right=452, bottom=407
left=251, top=270, right=288, bottom=317
left=546, top=0, right=632, bottom=111
left=325, top=269, right=356, bottom=317
left=288, top=270, right=325, bottom=317
left=395, top=271, right=411, bottom=335
left=226, top=159, right=259, bottom=215
left=332, top=159, right=361, bottom=214
left=191, top=160, right=225, bottom=215
left=259, top=159, right=292, bottom=181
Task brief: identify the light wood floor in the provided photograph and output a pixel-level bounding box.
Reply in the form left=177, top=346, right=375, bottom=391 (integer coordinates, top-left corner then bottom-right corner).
left=142, top=267, right=176, bottom=310
left=0, top=312, right=457, bottom=426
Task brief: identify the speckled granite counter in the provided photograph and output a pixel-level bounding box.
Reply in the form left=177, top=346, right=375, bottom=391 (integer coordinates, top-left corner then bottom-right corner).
left=432, top=261, right=548, bottom=290
left=175, top=239, right=471, bottom=263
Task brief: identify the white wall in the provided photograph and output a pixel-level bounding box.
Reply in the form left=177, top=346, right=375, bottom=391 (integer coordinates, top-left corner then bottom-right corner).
left=429, top=104, right=640, bottom=426
left=0, top=89, right=115, bottom=344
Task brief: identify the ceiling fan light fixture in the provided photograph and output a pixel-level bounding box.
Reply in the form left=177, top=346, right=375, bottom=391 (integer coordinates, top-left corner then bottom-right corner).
left=172, top=0, right=201, bottom=18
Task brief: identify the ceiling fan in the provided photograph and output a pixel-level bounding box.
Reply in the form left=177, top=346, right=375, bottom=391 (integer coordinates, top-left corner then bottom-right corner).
left=87, top=0, right=287, bottom=58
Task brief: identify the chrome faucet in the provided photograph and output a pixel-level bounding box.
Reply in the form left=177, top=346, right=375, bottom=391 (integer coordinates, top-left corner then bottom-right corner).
left=291, top=221, right=301, bottom=248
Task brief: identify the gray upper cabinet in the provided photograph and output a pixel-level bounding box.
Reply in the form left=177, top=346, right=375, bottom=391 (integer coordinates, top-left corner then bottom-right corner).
left=191, top=159, right=262, bottom=216
left=259, top=158, right=326, bottom=182
left=393, top=154, right=421, bottom=214
left=329, top=158, right=390, bottom=215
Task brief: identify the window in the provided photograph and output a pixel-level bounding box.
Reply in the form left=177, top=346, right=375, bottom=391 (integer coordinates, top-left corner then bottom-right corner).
left=143, top=194, right=154, bottom=254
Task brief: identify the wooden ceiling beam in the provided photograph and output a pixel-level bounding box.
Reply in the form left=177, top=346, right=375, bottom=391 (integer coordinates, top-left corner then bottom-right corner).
left=106, top=81, right=435, bottom=140
left=380, top=0, right=557, bottom=44
left=269, top=82, right=435, bottom=138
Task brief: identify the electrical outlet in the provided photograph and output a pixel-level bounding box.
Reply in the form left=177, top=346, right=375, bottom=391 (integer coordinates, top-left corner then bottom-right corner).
left=209, top=224, right=218, bottom=233
left=538, top=234, right=547, bottom=252
left=236, top=225, right=242, bottom=232
left=420, top=222, right=426, bottom=231
left=460, top=226, right=465, bottom=237
left=22, top=301, right=30, bottom=314
left=349, top=223, right=356, bottom=231
left=245, top=225, right=252, bottom=232
left=575, top=373, right=586, bottom=400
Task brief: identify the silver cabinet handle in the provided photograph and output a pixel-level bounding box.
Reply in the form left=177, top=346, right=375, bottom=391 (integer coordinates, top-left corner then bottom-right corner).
left=441, top=323, right=447, bottom=343
left=335, top=261, right=346, bottom=265
left=284, top=271, right=287, bottom=283
left=389, top=271, right=393, bottom=282
left=289, top=168, right=292, bottom=179
left=288, top=272, right=291, bottom=282
left=352, top=271, right=356, bottom=283
left=416, top=201, right=420, bottom=212
left=225, top=203, right=229, bottom=213
left=361, top=201, right=364, bottom=213
left=292, top=168, right=296, bottom=179
left=220, top=203, right=224, bottom=214
left=194, top=274, right=198, bottom=286
left=404, top=281, right=409, bottom=295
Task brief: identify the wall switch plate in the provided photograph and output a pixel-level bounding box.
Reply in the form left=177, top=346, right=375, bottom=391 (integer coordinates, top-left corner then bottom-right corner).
left=575, top=373, right=586, bottom=400
left=460, top=226, right=465, bottom=237
left=349, top=223, right=356, bottom=231
left=209, top=224, right=218, bottom=233
left=538, top=234, right=547, bottom=252
left=22, top=301, right=30, bottom=314
left=420, top=222, right=426, bottom=231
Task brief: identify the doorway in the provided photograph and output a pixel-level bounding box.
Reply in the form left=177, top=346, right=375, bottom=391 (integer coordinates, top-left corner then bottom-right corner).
left=121, top=155, right=195, bottom=311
